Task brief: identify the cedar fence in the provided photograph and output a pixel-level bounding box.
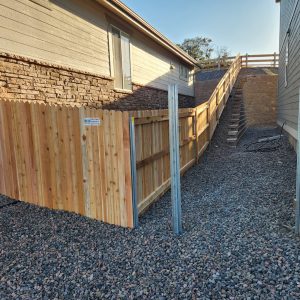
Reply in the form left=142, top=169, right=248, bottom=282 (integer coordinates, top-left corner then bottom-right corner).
left=0, top=103, right=133, bottom=227
left=0, top=55, right=241, bottom=227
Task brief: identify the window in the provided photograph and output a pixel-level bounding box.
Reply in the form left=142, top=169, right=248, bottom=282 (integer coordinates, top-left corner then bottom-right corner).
left=179, top=65, right=189, bottom=81
left=111, top=26, right=132, bottom=90
left=285, top=40, right=289, bottom=87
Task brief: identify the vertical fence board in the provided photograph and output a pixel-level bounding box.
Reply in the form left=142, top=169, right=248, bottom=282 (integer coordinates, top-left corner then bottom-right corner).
left=0, top=102, right=133, bottom=228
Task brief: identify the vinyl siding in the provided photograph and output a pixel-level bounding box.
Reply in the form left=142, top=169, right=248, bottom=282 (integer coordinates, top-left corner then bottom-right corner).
left=277, top=0, right=300, bottom=139
left=0, top=0, right=194, bottom=97
left=0, top=0, right=110, bottom=76
left=131, top=31, right=194, bottom=96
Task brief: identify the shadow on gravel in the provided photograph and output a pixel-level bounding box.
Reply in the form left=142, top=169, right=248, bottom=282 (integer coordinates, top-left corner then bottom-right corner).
left=0, top=98, right=299, bottom=299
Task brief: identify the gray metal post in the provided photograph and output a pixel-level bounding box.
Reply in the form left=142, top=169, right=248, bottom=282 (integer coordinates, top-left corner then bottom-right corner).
left=296, top=88, right=300, bottom=234
left=168, top=84, right=182, bottom=235
left=129, top=116, right=139, bottom=228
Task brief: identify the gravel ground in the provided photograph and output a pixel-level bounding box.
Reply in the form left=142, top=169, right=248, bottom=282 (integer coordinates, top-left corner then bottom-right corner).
left=0, top=98, right=299, bottom=299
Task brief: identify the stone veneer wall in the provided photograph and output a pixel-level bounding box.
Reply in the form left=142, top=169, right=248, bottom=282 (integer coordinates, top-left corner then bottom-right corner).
left=0, top=53, right=195, bottom=110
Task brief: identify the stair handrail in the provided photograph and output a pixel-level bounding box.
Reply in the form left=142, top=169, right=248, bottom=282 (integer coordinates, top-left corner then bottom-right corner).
left=207, top=54, right=241, bottom=105
left=201, top=54, right=242, bottom=139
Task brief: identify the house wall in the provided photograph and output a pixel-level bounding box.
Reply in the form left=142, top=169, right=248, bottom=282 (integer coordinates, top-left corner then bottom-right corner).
left=0, top=0, right=194, bottom=109
left=0, top=52, right=194, bottom=110
left=277, top=0, right=300, bottom=141
left=131, top=31, right=194, bottom=96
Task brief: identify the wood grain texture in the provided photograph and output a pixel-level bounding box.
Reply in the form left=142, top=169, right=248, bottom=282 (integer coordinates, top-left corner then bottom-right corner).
left=0, top=101, right=133, bottom=227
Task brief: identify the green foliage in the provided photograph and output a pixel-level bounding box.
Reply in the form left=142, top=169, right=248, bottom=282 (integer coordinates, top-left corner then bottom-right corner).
left=177, top=37, right=214, bottom=62
left=216, top=46, right=230, bottom=60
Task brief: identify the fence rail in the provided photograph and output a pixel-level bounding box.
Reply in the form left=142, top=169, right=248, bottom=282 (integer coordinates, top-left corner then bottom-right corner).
left=241, top=53, right=279, bottom=68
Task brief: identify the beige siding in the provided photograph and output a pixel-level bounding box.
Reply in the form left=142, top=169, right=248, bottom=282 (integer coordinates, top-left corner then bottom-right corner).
left=131, top=31, right=194, bottom=96
left=0, top=0, right=194, bottom=96
left=0, top=0, right=111, bottom=75
left=277, top=0, right=300, bottom=139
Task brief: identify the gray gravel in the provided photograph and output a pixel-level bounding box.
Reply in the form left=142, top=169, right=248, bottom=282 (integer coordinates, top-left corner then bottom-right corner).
left=0, top=98, right=299, bottom=299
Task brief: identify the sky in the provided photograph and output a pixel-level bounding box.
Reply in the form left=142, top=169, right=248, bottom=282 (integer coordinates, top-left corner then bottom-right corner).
left=122, top=0, right=280, bottom=58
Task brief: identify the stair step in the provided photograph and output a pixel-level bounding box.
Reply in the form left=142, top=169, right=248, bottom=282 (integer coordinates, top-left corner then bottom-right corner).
left=228, top=120, right=247, bottom=133
left=230, top=117, right=246, bottom=122
left=231, top=112, right=246, bottom=117
left=228, top=130, right=238, bottom=136
left=231, top=109, right=245, bottom=114
left=226, top=124, right=247, bottom=146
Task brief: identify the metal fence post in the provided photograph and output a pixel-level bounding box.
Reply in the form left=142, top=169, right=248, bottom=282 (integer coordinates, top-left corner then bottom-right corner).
left=296, top=88, right=300, bottom=234
left=129, top=116, right=139, bottom=228
left=168, top=84, right=182, bottom=235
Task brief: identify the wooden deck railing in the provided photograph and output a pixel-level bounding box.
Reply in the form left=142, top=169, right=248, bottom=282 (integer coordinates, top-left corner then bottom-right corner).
left=241, top=53, right=279, bottom=68
left=200, top=53, right=279, bottom=69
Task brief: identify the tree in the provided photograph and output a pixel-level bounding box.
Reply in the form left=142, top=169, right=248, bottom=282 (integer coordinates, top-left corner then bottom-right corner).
left=214, top=46, right=231, bottom=69
left=177, top=37, right=214, bottom=62
left=215, top=46, right=230, bottom=60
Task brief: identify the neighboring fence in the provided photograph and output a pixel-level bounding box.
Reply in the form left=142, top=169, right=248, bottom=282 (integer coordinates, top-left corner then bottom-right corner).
left=0, top=55, right=242, bottom=227
left=200, top=53, right=279, bottom=69
left=241, top=53, right=279, bottom=68
left=132, top=55, right=242, bottom=214
left=0, top=101, right=133, bottom=227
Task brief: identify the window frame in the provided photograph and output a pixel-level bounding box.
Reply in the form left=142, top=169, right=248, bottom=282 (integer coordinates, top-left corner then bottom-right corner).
left=109, top=25, right=133, bottom=91
left=179, top=64, right=189, bottom=82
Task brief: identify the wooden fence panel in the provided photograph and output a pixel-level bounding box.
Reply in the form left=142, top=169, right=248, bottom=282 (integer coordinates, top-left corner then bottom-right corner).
left=0, top=54, right=243, bottom=224
left=0, top=101, right=133, bottom=228
left=132, top=55, right=242, bottom=214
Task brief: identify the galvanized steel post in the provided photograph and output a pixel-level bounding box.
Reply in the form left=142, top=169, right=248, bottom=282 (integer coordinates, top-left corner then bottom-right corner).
left=129, top=116, right=139, bottom=228
left=296, top=88, right=300, bottom=234
left=168, top=84, right=182, bottom=235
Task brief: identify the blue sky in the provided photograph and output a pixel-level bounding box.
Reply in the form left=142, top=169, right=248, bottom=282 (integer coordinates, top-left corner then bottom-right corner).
left=122, top=0, right=280, bottom=58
